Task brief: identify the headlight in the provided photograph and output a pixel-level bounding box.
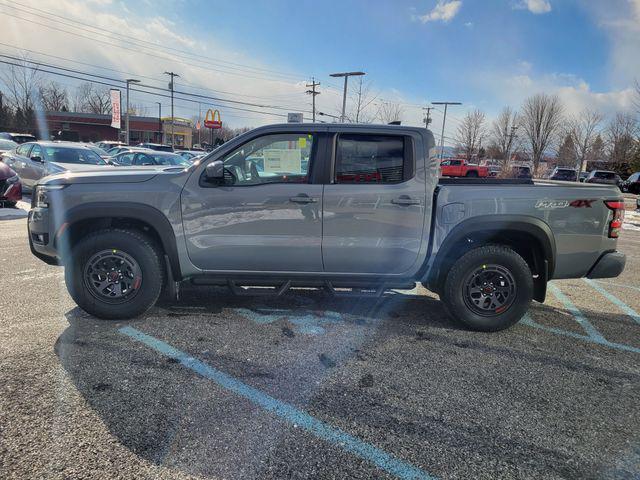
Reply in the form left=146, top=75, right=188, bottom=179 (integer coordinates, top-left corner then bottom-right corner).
left=6, top=174, right=19, bottom=184
left=35, top=185, right=67, bottom=208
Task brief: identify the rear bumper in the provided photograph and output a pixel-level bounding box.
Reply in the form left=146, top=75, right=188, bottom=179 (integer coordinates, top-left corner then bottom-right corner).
left=586, top=251, right=626, bottom=279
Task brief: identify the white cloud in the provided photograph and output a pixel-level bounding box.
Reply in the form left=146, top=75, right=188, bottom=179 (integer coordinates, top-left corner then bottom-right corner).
left=515, top=0, right=552, bottom=14
left=464, top=21, right=473, bottom=28
left=416, top=1, right=462, bottom=23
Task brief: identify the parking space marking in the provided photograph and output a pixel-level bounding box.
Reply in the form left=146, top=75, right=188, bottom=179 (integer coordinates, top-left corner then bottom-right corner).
left=522, top=284, right=640, bottom=354
left=119, top=326, right=436, bottom=480
left=234, top=307, right=345, bottom=335
left=594, top=280, right=640, bottom=292
left=584, top=279, right=640, bottom=325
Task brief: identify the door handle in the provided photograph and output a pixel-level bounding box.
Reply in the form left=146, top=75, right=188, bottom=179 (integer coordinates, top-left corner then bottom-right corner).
left=391, top=195, right=420, bottom=206
left=289, top=194, right=317, bottom=204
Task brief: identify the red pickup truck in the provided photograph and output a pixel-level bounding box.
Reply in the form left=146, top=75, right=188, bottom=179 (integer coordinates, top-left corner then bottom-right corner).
left=440, top=158, right=489, bottom=178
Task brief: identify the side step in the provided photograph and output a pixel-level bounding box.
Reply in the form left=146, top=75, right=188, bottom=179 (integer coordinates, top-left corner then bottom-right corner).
left=227, top=280, right=291, bottom=297
left=324, top=282, right=387, bottom=298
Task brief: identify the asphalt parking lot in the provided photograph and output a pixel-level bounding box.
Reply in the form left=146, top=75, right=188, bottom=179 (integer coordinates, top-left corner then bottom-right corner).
left=1, top=206, right=640, bottom=479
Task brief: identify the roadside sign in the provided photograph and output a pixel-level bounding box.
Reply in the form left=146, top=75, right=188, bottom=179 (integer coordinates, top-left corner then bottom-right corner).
left=287, top=112, right=303, bottom=123
left=204, top=109, right=222, bottom=129
left=109, top=89, right=121, bottom=129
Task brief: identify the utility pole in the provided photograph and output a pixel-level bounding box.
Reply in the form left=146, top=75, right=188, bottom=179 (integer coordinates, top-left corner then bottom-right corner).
left=156, top=102, right=162, bottom=143
left=198, top=103, right=202, bottom=145
left=164, top=71, right=179, bottom=146
left=305, top=77, right=320, bottom=122
left=432, top=101, right=462, bottom=160
left=330, top=71, right=365, bottom=123
left=504, top=124, right=518, bottom=167
left=422, top=106, right=433, bottom=129
left=125, top=78, right=140, bottom=145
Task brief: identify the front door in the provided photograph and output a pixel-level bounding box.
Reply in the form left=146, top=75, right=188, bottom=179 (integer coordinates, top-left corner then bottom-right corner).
left=322, top=132, right=427, bottom=275
left=181, top=131, right=324, bottom=272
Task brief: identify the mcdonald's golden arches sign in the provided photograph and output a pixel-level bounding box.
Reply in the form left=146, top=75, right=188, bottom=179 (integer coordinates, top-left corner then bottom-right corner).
left=204, top=109, right=222, bottom=129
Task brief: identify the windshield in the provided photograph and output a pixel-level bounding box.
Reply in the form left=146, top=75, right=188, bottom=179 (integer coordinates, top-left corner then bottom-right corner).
left=44, top=146, right=106, bottom=165
left=593, top=171, right=615, bottom=179
left=0, top=139, right=18, bottom=150
left=87, top=145, right=109, bottom=157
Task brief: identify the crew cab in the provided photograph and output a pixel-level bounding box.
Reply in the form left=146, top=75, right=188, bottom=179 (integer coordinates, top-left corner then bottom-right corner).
left=28, top=124, right=626, bottom=331
left=440, top=158, right=489, bottom=178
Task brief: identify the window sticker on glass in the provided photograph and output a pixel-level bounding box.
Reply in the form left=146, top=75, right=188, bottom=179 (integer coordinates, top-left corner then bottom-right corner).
left=263, top=149, right=302, bottom=174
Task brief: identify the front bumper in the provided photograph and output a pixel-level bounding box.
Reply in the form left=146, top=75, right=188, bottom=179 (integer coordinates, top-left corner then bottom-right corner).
left=586, top=251, right=626, bottom=279
left=27, top=207, right=60, bottom=265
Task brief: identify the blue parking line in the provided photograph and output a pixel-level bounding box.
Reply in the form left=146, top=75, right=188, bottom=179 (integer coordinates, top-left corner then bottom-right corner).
left=594, top=280, right=640, bottom=293
left=119, top=326, right=435, bottom=480
left=583, top=279, right=640, bottom=325
left=547, top=283, right=607, bottom=342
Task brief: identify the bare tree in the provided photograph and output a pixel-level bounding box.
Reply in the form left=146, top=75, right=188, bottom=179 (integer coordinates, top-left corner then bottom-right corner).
left=73, top=82, right=112, bottom=114
left=376, top=101, right=404, bottom=124
left=0, top=55, right=41, bottom=112
left=519, top=93, right=564, bottom=174
left=490, top=106, right=519, bottom=167
left=38, top=81, right=69, bottom=112
left=606, top=112, right=638, bottom=164
left=345, top=77, right=378, bottom=123
left=566, top=109, right=603, bottom=177
left=127, top=103, right=148, bottom=116
left=455, top=109, right=486, bottom=160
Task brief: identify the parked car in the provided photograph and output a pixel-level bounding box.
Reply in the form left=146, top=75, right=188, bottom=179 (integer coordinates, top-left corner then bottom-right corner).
left=622, top=172, right=640, bottom=194
left=487, top=165, right=501, bottom=177
left=0, top=161, right=21, bottom=207
left=80, top=143, right=112, bottom=161
left=112, top=150, right=190, bottom=167
left=28, top=123, right=625, bottom=333
left=96, top=141, right=126, bottom=151
left=137, top=142, right=174, bottom=152
left=549, top=167, right=578, bottom=181
left=0, top=132, right=37, bottom=144
left=584, top=170, right=619, bottom=187
left=510, top=165, right=532, bottom=179
left=176, top=150, right=205, bottom=162
left=579, top=172, right=589, bottom=182
left=440, top=158, right=489, bottom=177
left=2, top=142, right=109, bottom=193
left=106, top=146, right=135, bottom=156
left=0, top=139, right=18, bottom=153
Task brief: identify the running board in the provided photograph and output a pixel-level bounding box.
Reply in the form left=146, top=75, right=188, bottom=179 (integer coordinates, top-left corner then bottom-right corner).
left=324, top=282, right=387, bottom=298
left=227, top=280, right=291, bottom=297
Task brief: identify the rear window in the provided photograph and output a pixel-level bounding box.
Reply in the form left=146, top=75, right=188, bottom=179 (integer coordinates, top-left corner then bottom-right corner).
left=44, top=147, right=106, bottom=165
left=335, top=134, right=405, bottom=184
left=593, top=171, right=615, bottom=179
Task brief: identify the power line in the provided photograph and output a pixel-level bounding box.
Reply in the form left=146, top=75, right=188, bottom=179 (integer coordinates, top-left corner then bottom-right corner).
left=0, top=1, right=307, bottom=83
left=0, top=58, right=290, bottom=120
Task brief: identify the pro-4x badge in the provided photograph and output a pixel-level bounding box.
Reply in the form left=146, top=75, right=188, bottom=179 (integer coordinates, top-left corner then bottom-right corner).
left=535, top=200, right=569, bottom=210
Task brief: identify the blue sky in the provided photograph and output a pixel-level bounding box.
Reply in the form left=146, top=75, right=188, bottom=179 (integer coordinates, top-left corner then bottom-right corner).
left=3, top=0, right=640, bottom=136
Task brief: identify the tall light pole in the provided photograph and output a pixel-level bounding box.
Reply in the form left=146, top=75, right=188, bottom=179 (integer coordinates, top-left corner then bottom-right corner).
left=330, top=71, right=365, bottom=123
left=125, top=78, right=140, bottom=145
left=306, top=77, right=320, bottom=122
left=164, top=71, right=179, bottom=146
left=156, top=102, right=162, bottom=143
left=432, top=101, right=462, bottom=160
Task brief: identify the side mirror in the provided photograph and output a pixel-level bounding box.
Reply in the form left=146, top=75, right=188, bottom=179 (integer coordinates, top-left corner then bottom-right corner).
left=31, top=155, right=43, bottom=163
left=205, top=160, right=224, bottom=179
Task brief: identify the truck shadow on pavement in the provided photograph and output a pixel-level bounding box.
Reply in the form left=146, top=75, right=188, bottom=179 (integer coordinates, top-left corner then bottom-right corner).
left=54, top=287, right=640, bottom=479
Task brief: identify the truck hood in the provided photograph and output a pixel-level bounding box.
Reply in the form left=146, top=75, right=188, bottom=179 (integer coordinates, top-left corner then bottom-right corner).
left=39, top=165, right=188, bottom=186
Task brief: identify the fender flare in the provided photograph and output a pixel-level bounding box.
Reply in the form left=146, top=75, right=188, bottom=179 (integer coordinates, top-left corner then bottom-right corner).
left=56, top=202, right=182, bottom=279
left=426, top=214, right=556, bottom=287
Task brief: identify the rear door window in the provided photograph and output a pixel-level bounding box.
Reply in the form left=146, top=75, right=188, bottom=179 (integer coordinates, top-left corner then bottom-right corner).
left=335, top=134, right=406, bottom=184
left=16, top=144, right=32, bottom=157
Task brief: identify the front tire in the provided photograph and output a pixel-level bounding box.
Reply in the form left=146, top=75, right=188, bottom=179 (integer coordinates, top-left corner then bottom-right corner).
left=441, top=245, right=533, bottom=332
left=65, top=229, right=164, bottom=319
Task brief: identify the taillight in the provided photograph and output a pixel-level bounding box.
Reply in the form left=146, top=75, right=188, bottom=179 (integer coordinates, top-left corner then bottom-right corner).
left=604, top=200, right=625, bottom=238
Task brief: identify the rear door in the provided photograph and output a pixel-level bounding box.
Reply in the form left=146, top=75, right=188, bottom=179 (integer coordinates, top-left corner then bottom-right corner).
left=322, top=131, right=427, bottom=274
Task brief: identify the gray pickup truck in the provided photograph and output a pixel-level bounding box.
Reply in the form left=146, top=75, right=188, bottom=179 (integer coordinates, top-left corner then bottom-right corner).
left=28, top=124, right=626, bottom=331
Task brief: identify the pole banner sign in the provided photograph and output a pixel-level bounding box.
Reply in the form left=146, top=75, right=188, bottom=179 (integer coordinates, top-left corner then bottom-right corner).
left=204, top=109, right=222, bottom=129
left=110, top=89, right=121, bottom=129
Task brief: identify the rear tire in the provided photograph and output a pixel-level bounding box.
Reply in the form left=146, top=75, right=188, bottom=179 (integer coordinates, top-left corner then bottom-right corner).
left=465, top=171, right=479, bottom=178
left=441, top=245, right=533, bottom=332
left=65, top=228, right=164, bottom=319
